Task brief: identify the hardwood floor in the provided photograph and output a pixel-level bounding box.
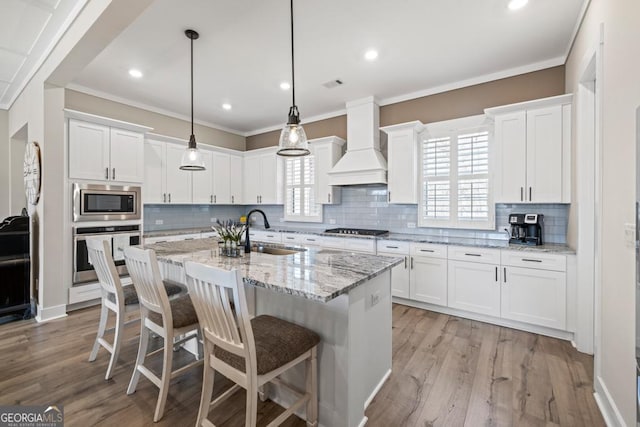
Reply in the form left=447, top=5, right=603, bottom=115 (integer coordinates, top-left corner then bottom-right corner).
left=0, top=304, right=604, bottom=426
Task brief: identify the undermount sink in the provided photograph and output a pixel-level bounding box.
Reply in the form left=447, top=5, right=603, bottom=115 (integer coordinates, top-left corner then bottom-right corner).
left=251, top=246, right=304, bottom=256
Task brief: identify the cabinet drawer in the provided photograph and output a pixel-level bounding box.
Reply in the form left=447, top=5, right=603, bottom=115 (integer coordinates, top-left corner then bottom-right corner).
left=344, top=239, right=376, bottom=254
left=377, top=240, right=410, bottom=254
left=447, top=246, right=500, bottom=264
left=410, top=243, right=447, bottom=259
left=249, top=230, right=281, bottom=243
left=501, top=250, right=566, bottom=272
left=281, top=233, right=324, bottom=246
left=321, top=236, right=345, bottom=250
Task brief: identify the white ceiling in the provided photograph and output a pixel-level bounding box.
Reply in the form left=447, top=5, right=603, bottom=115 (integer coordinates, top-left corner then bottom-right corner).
left=0, top=0, right=87, bottom=108
left=69, top=0, right=586, bottom=135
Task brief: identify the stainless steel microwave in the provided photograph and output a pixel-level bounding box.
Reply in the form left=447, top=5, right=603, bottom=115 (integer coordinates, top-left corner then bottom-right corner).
left=72, top=183, right=141, bottom=222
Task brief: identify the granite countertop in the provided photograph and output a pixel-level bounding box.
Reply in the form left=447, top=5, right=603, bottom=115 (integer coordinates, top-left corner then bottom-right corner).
left=145, top=238, right=403, bottom=303
left=144, top=227, right=575, bottom=255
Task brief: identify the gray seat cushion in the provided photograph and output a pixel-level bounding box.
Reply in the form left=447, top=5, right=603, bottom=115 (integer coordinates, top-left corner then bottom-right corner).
left=107, top=280, right=183, bottom=306
left=214, top=315, right=320, bottom=375
left=148, top=294, right=198, bottom=329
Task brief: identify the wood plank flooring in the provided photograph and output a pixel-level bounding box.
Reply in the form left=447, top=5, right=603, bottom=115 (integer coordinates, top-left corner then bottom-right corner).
left=0, top=304, right=604, bottom=426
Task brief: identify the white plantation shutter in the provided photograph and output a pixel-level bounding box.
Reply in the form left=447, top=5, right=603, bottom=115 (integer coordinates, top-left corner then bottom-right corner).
left=420, top=122, right=493, bottom=229
left=285, top=156, right=322, bottom=222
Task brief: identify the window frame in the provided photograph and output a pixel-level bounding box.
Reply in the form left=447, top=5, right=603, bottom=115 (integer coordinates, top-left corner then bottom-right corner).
left=418, top=115, right=495, bottom=230
left=283, top=155, right=323, bottom=223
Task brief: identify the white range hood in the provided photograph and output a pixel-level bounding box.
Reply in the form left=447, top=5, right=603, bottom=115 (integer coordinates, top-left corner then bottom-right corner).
left=328, top=97, right=387, bottom=185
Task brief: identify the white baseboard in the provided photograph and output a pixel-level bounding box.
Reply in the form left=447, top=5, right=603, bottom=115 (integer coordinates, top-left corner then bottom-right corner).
left=594, top=375, right=627, bottom=427
left=35, top=304, right=67, bottom=322
left=357, top=416, right=368, bottom=427
left=364, top=368, right=391, bottom=409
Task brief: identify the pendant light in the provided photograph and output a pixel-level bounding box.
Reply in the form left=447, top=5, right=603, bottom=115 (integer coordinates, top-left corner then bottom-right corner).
left=180, top=29, right=206, bottom=171
left=277, top=0, right=310, bottom=157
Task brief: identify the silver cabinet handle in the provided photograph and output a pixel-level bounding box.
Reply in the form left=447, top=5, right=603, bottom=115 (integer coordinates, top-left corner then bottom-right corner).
left=520, top=187, right=523, bottom=201
left=404, top=256, right=407, bottom=269
left=163, top=193, right=166, bottom=203
left=464, top=253, right=481, bottom=257
left=231, top=195, right=234, bottom=204
left=328, top=193, right=331, bottom=203
left=214, top=195, right=217, bottom=203
left=105, top=167, right=109, bottom=180
left=112, top=168, right=116, bottom=180
left=210, top=195, right=213, bottom=203
left=388, top=192, right=391, bottom=202
left=420, top=249, right=435, bottom=253
left=529, top=187, right=532, bottom=201
left=306, top=238, right=316, bottom=242
left=503, top=267, right=507, bottom=283
left=168, top=194, right=171, bottom=203
left=522, top=258, right=543, bottom=263
left=495, top=266, right=498, bottom=282
left=285, top=236, right=295, bottom=240
left=260, top=196, right=262, bottom=203
left=386, top=246, right=399, bottom=249
left=410, top=257, right=414, bottom=269
left=257, top=195, right=259, bottom=203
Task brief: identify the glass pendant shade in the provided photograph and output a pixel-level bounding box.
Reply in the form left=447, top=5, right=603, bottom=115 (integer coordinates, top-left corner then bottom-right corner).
left=278, top=106, right=309, bottom=156
left=180, top=135, right=205, bottom=170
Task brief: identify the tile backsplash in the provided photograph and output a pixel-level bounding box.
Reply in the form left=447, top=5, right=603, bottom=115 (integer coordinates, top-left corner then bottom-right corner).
left=145, top=185, right=569, bottom=244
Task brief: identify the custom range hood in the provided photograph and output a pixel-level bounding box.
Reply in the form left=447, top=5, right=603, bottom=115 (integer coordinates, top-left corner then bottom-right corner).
left=328, top=97, right=387, bottom=185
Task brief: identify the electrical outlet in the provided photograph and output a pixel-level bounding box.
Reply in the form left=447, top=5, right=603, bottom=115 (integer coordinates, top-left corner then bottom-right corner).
left=370, top=291, right=381, bottom=307
left=154, top=219, right=163, bottom=225
left=407, top=222, right=416, bottom=229
left=329, top=219, right=337, bottom=225
left=624, top=222, right=635, bottom=248
left=210, top=217, right=217, bottom=223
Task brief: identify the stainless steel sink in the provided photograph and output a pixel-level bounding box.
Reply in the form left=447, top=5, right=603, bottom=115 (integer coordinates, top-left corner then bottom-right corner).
left=252, top=246, right=304, bottom=256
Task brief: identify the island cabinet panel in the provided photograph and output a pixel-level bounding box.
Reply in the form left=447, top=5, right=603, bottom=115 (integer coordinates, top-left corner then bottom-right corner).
left=409, top=243, right=447, bottom=306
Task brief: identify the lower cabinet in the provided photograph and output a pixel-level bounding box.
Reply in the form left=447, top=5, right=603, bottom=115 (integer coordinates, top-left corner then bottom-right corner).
left=410, top=244, right=447, bottom=306
left=501, top=265, right=566, bottom=330
left=448, top=260, right=500, bottom=317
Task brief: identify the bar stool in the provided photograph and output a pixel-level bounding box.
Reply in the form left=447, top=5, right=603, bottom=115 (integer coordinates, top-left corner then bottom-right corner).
left=124, top=246, right=202, bottom=422
left=86, top=238, right=183, bottom=381
left=184, top=261, right=320, bottom=427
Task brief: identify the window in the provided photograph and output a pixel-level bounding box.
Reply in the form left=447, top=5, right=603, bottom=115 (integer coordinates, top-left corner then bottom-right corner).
left=284, top=156, right=322, bottom=222
left=419, top=116, right=493, bottom=229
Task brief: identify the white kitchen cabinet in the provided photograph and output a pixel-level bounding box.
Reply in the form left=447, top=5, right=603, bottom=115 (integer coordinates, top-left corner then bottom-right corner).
left=248, top=229, right=282, bottom=244
left=501, top=251, right=567, bottom=330
left=192, top=150, right=213, bottom=204
left=69, top=118, right=145, bottom=183
left=243, top=147, right=283, bottom=205
left=410, top=243, right=447, bottom=306
left=377, top=240, right=410, bottom=298
left=143, top=140, right=165, bottom=203
left=447, top=246, right=501, bottom=316
left=144, top=139, right=192, bottom=204
left=486, top=94, right=572, bottom=203
left=211, top=152, right=231, bottom=204
left=309, top=136, right=345, bottom=204
left=281, top=233, right=324, bottom=247
left=164, top=143, right=192, bottom=204
left=381, top=121, right=424, bottom=204
left=229, top=154, right=243, bottom=204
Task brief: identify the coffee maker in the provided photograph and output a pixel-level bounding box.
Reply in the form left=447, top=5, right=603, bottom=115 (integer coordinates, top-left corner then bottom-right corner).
left=508, top=213, right=544, bottom=245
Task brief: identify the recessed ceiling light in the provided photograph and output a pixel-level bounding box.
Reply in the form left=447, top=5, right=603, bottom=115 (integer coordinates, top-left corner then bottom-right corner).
left=364, top=49, right=378, bottom=61
left=280, top=82, right=291, bottom=90
left=222, top=103, right=232, bottom=111
left=508, top=0, right=528, bottom=10
left=128, top=68, right=143, bottom=78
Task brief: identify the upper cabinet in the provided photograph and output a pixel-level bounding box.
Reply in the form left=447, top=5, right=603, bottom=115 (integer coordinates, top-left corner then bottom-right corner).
left=243, top=147, right=283, bottom=205
left=67, top=111, right=152, bottom=183
left=381, top=121, right=424, bottom=204
left=309, top=136, right=345, bottom=205
left=485, top=94, right=572, bottom=204
left=143, top=139, right=192, bottom=204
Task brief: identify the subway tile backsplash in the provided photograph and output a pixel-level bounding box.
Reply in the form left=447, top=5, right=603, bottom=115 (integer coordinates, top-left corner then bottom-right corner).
left=145, top=185, right=569, bottom=244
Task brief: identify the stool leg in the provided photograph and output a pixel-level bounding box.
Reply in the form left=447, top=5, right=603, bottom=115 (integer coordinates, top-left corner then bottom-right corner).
left=306, top=347, right=318, bottom=427
left=89, top=301, right=108, bottom=362
left=154, top=330, right=174, bottom=422
left=196, top=344, right=214, bottom=426
left=105, top=307, right=124, bottom=380
left=246, top=377, right=258, bottom=427
left=127, top=318, right=150, bottom=395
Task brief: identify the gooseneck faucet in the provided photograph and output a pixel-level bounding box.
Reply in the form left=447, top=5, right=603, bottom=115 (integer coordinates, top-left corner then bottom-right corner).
left=244, top=209, right=271, bottom=253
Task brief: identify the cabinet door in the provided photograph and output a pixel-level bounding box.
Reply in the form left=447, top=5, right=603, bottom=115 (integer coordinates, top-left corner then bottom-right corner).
left=212, top=152, right=231, bottom=204
left=69, top=119, right=110, bottom=181
left=380, top=252, right=409, bottom=298
left=501, top=266, right=566, bottom=329
left=410, top=256, right=447, bottom=306
left=493, top=112, right=526, bottom=203
left=143, top=140, right=165, bottom=204
left=229, top=154, right=243, bottom=204
left=164, top=143, right=192, bottom=204
left=448, top=260, right=500, bottom=317
left=387, top=129, right=418, bottom=204
left=243, top=155, right=260, bottom=204
left=260, top=154, right=278, bottom=204
left=526, top=106, right=563, bottom=203
left=109, top=128, right=144, bottom=183
left=192, top=150, right=213, bottom=204
left=313, top=143, right=341, bottom=204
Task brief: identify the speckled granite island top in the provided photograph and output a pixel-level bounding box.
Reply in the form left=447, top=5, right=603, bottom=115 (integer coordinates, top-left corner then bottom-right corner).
left=145, top=238, right=403, bottom=303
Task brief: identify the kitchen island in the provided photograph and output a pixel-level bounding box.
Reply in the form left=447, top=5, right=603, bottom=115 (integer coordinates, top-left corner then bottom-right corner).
left=145, top=238, right=402, bottom=427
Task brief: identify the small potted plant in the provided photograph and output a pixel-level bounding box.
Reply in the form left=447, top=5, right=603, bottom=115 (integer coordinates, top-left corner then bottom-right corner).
left=212, top=220, right=246, bottom=257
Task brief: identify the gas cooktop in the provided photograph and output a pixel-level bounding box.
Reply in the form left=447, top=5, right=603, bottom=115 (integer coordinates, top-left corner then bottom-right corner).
left=324, top=228, right=389, bottom=236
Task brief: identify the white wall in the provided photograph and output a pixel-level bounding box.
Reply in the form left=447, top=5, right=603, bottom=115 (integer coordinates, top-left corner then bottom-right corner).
left=565, top=0, right=640, bottom=424
left=0, top=110, right=8, bottom=219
